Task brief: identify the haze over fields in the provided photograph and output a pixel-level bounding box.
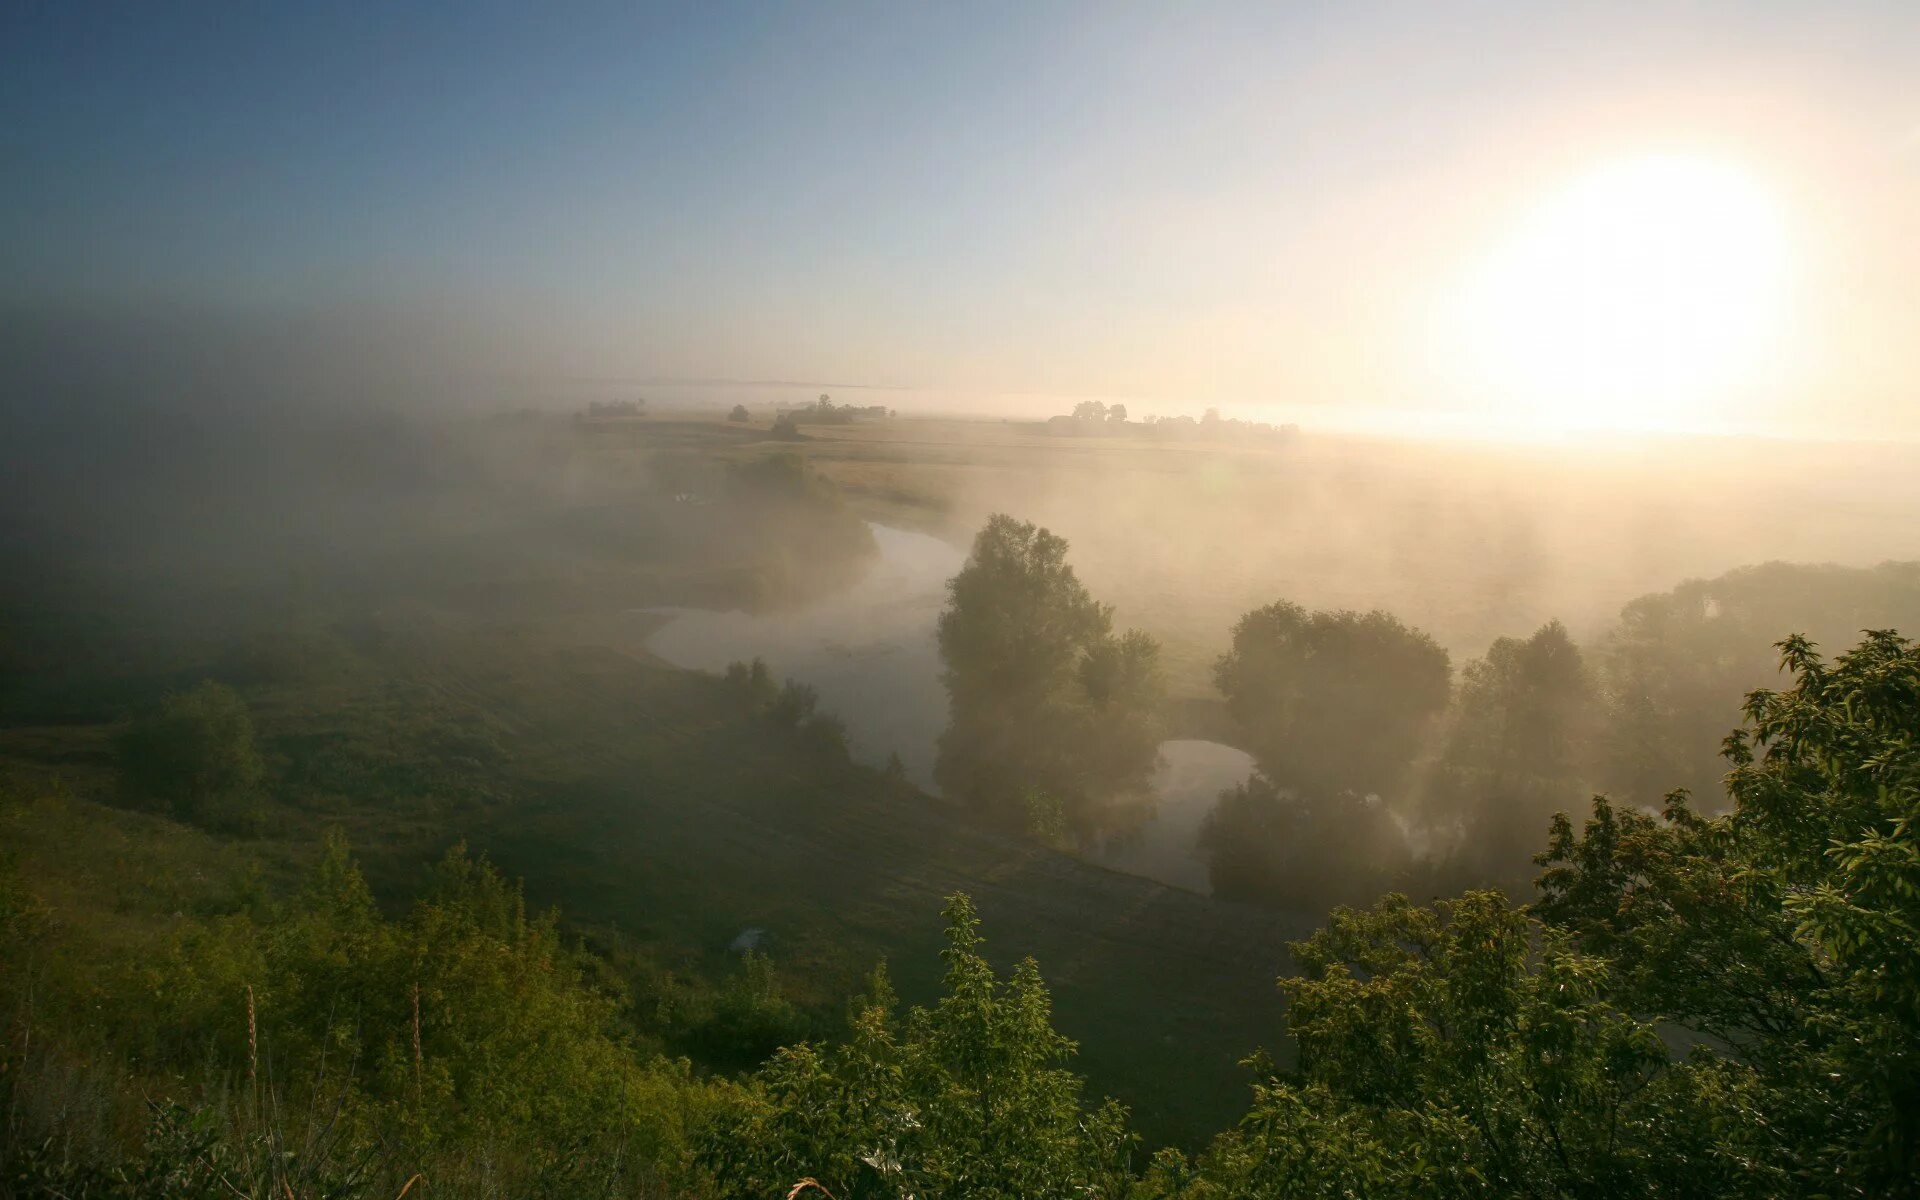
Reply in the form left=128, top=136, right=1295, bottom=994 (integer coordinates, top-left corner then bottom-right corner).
left=5, top=5, right=1920, bottom=1198
left=6, top=3, right=1919, bottom=438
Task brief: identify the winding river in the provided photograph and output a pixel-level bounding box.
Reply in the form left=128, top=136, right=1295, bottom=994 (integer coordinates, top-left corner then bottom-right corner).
left=642, top=523, right=1254, bottom=893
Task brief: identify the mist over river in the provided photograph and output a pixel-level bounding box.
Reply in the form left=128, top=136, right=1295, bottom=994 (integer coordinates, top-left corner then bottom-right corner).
left=643, top=523, right=962, bottom=788
left=642, top=522, right=1252, bottom=893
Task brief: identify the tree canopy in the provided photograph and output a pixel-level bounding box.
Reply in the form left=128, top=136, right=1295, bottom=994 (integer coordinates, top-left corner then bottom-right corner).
left=116, top=680, right=264, bottom=830
left=935, top=515, right=1163, bottom=831
left=1423, top=619, right=1599, bottom=883
left=700, top=895, right=1134, bottom=1200
left=1214, top=601, right=1451, bottom=796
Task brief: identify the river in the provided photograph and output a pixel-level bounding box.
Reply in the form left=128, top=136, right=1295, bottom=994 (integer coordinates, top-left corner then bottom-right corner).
left=642, top=522, right=1254, bottom=893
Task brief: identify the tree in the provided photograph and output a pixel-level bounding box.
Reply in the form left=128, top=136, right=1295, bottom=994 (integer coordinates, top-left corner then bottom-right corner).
left=1537, top=629, right=1920, bottom=1193
left=117, top=680, right=264, bottom=828
left=1595, top=562, right=1920, bottom=804
left=699, top=895, right=1135, bottom=1200
left=1108, top=403, right=1128, bottom=423
left=1168, top=890, right=1738, bottom=1199
left=1214, top=602, right=1450, bottom=796
left=1424, top=619, right=1598, bottom=882
left=1199, top=775, right=1410, bottom=909
left=729, top=404, right=751, bottom=422
left=935, top=516, right=1162, bottom=829
left=1071, top=400, right=1110, bottom=422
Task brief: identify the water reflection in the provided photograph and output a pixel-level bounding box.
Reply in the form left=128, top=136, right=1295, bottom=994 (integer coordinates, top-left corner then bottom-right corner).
left=1087, top=740, right=1256, bottom=892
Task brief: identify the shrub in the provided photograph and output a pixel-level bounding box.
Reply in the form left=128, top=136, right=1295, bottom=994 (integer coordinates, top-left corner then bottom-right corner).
left=116, top=681, right=264, bottom=831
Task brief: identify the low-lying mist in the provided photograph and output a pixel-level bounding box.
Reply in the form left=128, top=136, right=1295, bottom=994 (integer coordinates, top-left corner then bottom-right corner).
left=7, top=394, right=1919, bottom=916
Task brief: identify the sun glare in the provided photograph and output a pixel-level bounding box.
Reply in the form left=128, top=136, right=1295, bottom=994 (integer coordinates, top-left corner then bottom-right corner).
left=1445, top=154, right=1792, bottom=433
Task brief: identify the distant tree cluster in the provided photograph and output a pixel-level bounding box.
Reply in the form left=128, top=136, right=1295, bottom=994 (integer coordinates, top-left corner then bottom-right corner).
left=1420, top=618, right=1599, bottom=882
left=1200, top=607, right=1612, bottom=906
left=1070, top=399, right=1131, bottom=424
left=934, top=515, right=1163, bottom=834
left=583, top=397, right=645, bottom=418
left=1215, top=602, right=1450, bottom=796
left=778, top=394, right=891, bottom=426
left=1197, top=558, right=1920, bottom=909
left=1595, top=560, right=1920, bottom=802
left=1046, top=402, right=1299, bottom=443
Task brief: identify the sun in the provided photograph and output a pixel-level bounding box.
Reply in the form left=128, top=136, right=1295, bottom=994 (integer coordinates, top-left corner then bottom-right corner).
left=1444, top=154, right=1792, bottom=433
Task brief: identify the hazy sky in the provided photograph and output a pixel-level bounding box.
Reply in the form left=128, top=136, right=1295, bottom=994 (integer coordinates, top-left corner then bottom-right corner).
left=4, top=2, right=1916, bottom=434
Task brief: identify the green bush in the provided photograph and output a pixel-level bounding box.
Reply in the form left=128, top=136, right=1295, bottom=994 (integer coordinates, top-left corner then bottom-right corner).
left=116, top=681, right=264, bottom=831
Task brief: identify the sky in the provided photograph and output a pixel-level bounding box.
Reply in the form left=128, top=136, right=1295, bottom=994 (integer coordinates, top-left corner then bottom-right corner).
left=3, top=2, right=1916, bottom=435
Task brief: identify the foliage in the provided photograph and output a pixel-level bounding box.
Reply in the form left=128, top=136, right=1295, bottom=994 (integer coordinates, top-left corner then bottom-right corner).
left=6, top=1101, right=390, bottom=1200
left=726, top=661, right=853, bottom=758
left=1539, top=629, right=1920, bottom=1193
left=4, top=831, right=730, bottom=1197
left=1424, top=620, right=1599, bottom=884
left=116, top=680, right=264, bottom=831
left=1214, top=601, right=1450, bottom=796
left=1595, top=561, right=1920, bottom=803
left=1160, top=628, right=1920, bottom=1199
left=730, top=404, right=751, bottom=421
left=726, top=656, right=779, bottom=704
left=1164, top=889, right=1762, bottom=1200
left=700, top=896, right=1136, bottom=1200
left=935, top=515, right=1164, bottom=831
left=1199, top=775, right=1409, bottom=909
left=683, top=951, right=814, bottom=1073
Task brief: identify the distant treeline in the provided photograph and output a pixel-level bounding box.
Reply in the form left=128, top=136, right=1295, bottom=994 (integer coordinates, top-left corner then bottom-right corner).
left=581, top=397, right=645, bottom=418
left=1043, top=400, right=1300, bottom=442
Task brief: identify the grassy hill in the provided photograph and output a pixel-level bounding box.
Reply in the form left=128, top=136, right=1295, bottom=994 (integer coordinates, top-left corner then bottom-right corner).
left=1, top=622, right=1308, bottom=1147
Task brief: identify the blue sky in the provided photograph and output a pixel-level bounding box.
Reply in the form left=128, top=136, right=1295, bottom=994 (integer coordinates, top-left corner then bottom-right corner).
left=4, top=2, right=1916, bottom=431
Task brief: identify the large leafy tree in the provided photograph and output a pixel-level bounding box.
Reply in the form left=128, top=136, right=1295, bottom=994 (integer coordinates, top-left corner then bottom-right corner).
left=1159, top=890, right=1763, bottom=1199
left=1214, top=601, right=1450, bottom=797
left=1163, top=628, right=1920, bottom=1200
left=1425, top=620, right=1599, bottom=884
left=935, top=515, right=1162, bottom=829
left=1538, top=629, right=1920, bottom=1194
